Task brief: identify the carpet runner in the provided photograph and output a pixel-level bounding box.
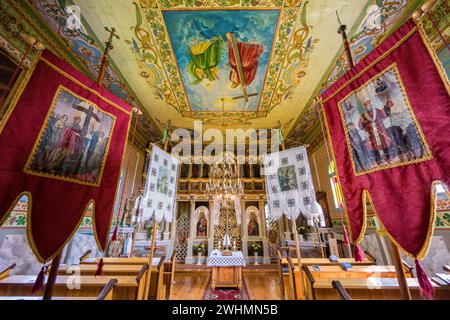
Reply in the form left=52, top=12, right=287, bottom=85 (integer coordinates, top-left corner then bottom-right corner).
left=202, top=277, right=250, bottom=300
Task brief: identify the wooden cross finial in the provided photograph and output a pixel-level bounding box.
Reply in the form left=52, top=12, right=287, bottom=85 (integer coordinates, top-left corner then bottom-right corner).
left=105, top=27, right=120, bottom=45
left=97, top=26, right=120, bottom=86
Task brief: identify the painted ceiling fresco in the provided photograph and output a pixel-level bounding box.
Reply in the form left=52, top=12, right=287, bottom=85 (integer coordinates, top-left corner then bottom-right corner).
left=164, top=9, right=279, bottom=112
left=27, top=0, right=427, bottom=135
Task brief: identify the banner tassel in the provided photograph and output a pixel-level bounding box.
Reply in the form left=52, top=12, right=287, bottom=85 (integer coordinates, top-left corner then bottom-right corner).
left=415, top=259, right=435, bottom=300
left=31, top=265, right=47, bottom=293
left=95, top=258, right=104, bottom=276
left=342, top=224, right=350, bottom=245
left=354, top=244, right=365, bottom=262
left=111, top=225, right=118, bottom=242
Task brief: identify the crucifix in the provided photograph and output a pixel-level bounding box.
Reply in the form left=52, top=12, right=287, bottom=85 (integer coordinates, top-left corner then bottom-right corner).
left=72, top=103, right=101, bottom=138
left=98, top=27, right=120, bottom=87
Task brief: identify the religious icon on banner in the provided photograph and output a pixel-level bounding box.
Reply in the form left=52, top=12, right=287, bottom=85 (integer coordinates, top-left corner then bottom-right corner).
left=24, top=86, right=115, bottom=185
left=263, top=146, right=319, bottom=222
left=142, top=145, right=180, bottom=222
left=277, top=165, right=298, bottom=192
left=339, top=64, right=431, bottom=174
left=156, top=166, right=169, bottom=194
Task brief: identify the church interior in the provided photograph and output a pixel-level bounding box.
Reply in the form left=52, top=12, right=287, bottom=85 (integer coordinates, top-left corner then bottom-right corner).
left=0, top=0, right=449, bottom=302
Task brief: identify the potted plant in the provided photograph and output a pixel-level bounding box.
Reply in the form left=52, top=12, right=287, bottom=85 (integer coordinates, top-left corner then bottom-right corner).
left=251, top=243, right=262, bottom=266
left=194, top=243, right=205, bottom=265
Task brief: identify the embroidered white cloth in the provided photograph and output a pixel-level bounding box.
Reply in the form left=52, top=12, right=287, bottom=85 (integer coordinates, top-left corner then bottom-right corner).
left=134, top=239, right=172, bottom=247
left=262, top=146, right=319, bottom=221
left=285, top=240, right=327, bottom=248
left=142, top=145, right=180, bottom=222
left=207, top=251, right=246, bottom=267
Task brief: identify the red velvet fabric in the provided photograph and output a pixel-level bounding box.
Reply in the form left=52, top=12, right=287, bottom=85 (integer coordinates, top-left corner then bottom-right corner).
left=321, top=20, right=450, bottom=257
left=0, top=51, right=131, bottom=261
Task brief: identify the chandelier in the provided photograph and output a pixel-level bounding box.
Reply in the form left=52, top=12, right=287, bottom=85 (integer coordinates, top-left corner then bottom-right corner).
left=205, top=152, right=243, bottom=207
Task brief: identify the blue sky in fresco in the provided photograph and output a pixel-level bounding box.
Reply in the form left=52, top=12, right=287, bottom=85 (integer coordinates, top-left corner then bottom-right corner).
left=163, top=10, right=280, bottom=112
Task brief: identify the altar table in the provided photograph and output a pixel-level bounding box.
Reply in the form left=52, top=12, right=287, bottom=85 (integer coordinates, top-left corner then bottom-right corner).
left=207, top=251, right=246, bottom=290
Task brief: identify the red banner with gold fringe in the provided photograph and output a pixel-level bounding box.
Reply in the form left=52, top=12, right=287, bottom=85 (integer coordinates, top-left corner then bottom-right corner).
left=0, top=51, right=131, bottom=262
left=321, top=20, right=449, bottom=298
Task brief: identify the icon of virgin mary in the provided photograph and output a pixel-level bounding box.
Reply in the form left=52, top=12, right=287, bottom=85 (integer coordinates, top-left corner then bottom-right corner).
left=247, top=210, right=259, bottom=236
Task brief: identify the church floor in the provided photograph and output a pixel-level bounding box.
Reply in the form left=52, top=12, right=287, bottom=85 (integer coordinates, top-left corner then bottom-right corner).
left=170, top=268, right=281, bottom=300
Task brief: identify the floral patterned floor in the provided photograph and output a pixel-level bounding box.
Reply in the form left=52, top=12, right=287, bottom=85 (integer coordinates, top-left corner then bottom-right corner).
left=202, top=277, right=250, bottom=300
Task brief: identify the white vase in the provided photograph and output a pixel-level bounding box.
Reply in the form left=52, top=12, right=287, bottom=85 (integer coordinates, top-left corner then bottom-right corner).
left=254, top=252, right=259, bottom=266
left=197, top=252, right=202, bottom=265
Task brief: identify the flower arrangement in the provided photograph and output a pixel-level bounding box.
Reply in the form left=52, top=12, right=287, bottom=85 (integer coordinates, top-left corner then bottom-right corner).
left=297, top=226, right=306, bottom=235
left=251, top=243, right=262, bottom=253
left=147, top=225, right=153, bottom=238
left=194, top=243, right=206, bottom=254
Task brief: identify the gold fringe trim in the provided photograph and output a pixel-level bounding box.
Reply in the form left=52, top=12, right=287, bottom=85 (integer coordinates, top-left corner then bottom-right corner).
left=40, top=57, right=131, bottom=116
left=94, top=114, right=133, bottom=252
left=22, top=85, right=117, bottom=187
left=26, top=194, right=96, bottom=263
left=319, top=98, right=357, bottom=243
left=416, top=19, right=450, bottom=96
left=360, top=182, right=441, bottom=260
left=0, top=51, right=42, bottom=135
left=322, top=26, right=418, bottom=104
left=0, top=53, right=133, bottom=259
left=335, top=63, right=433, bottom=176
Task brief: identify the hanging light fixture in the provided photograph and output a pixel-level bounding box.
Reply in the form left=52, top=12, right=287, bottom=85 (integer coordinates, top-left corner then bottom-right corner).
left=205, top=152, right=243, bottom=207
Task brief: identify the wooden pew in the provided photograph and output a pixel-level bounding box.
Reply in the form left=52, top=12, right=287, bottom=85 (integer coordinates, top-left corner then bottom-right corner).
left=58, top=264, right=148, bottom=277
left=149, top=257, right=166, bottom=300
left=0, top=263, right=16, bottom=281
left=82, top=257, right=160, bottom=265
left=0, top=275, right=145, bottom=300
left=312, top=277, right=450, bottom=300
left=0, top=279, right=117, bottom=300
left=299, top=265, right=412, bottom=300
left=81, top=256, right=166, bottom=300
left=281, top=257, right=376, bottom=267
left=443, top=265, right=450, bottom=273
